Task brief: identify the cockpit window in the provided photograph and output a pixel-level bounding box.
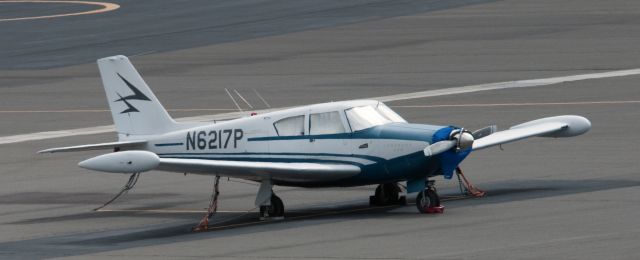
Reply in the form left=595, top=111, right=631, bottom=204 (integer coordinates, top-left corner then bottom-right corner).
left=274, top=115, right=305, bottom=136
left=309, top=111, right=346, bottom=135
left=345, top=103, right=406, bottom=132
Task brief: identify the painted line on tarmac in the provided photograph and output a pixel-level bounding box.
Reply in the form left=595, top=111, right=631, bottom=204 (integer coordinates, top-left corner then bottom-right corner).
left=0, top=1, right=120, bottom=22
left=374, top=68, right=640, bottom=102
left=391, top=100, right=640, bottom=108
left=4, top=100, right=636, bottom=114
left=0, top=108, right=237, bottom=113
left=96, top=209, right=246, bottom=214
left=2, top=68, right=640, bottom=145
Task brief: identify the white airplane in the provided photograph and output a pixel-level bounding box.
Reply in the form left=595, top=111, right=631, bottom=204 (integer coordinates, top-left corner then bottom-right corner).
left=40, top=55, right=591, bottom=227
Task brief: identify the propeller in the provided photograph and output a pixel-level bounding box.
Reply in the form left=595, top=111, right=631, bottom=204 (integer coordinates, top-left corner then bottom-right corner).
left=423, top=126, right=496, bottom=157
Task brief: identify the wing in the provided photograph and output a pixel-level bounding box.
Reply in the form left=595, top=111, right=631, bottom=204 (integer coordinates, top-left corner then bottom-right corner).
left=472, top=115, right=591, bottom=151
left=38, top=140, right=147, bottom=153
left=157, top=158, right=360, bottom=183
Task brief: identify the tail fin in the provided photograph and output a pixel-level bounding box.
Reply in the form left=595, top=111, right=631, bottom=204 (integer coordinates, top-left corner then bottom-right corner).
left=98, top=55, right=179, bottom=139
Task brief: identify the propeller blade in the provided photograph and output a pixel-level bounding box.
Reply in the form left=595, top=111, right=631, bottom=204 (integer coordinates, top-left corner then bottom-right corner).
left=423, top=140, right=456, bottom=157
left=472, top=125, right=497, bottom=139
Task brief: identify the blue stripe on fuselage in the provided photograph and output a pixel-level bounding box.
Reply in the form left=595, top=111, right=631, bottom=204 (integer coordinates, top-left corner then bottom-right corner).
left=157, top=152, right=385, bottom=163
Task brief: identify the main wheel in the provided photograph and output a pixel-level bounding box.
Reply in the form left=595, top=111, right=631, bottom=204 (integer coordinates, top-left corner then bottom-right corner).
left=416, top=189, right=440, bottom=213
left=260, top=194, right=284, bottom=218
left=372, top=183, right=400, bottom=205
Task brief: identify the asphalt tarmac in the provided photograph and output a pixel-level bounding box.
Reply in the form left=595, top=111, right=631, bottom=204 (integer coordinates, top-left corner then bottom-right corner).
left=1, top=0, right=639, bottom=259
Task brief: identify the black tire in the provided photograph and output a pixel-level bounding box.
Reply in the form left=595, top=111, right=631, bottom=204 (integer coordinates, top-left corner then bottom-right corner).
left=416, top=189, right=440, bottom=213
left=374, top=183, right=400, bottom=205
left=260, top=194, right=285, bottom=218
left=271, top=195, right=284, bottom=217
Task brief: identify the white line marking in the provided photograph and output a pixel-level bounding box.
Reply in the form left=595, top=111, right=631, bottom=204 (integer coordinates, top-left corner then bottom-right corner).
left=0, top=111, right=280, bottom=145
left=374, top=68, right=640, bottom=102
left=233, top=89, right=254, bottom=109
left=224, top=88, right=243, bottom=112
left=0, top=108, right=237, bottom=113
left=0, top=125, right=115, bottom=145
left=3, top=68, right=640, bottom=146
left=96, top=209, right=246, bottom=213
left=5, top=100, right=635, bottom=114
left=253, top=88, right=272, bottom=108
left=391, top=100, right=640, bottom=108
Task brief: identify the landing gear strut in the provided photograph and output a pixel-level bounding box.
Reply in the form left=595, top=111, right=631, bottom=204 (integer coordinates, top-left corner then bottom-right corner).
left=416, top=180, right=444, bottom=214
left=255, top=180, right=284, bottom=220
left=370, top=183, right=406, bottom=206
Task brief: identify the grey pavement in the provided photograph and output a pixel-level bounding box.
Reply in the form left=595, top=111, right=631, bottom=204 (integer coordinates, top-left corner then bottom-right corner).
left=0, top=0, right=639, bottom=259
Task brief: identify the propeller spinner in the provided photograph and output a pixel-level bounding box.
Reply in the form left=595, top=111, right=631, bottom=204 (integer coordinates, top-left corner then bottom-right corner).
left=423, top=126, right=493, bottom=157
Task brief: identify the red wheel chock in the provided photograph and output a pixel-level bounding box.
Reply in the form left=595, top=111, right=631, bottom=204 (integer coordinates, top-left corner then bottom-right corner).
left=424, top=205, right=445, bottom=214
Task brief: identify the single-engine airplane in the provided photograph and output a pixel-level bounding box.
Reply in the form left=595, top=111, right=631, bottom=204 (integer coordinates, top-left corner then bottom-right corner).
left=40, top=55, right=591, bottom=226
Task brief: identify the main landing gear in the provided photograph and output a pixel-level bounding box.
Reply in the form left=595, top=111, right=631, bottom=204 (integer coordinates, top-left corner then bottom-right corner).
left=259, top=194, right=284, bottom=220
left=416, top=180, right=444, bottom=214
left=256, top=180, right=285, bottom=220
left=370, top=183, right=407, bottom=206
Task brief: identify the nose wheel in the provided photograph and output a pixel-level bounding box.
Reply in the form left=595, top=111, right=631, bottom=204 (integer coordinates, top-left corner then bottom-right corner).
left=416, top=181, right=444, bottom=214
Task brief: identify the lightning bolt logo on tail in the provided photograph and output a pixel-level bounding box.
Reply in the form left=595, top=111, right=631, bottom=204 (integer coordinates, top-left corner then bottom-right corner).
left=114, top=73, right=150, bottom=114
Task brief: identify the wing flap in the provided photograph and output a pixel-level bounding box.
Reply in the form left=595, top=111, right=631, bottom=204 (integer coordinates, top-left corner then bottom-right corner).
left=157, top=158, right=360, bottom=183
left=38, top=140, right=147, bottom=153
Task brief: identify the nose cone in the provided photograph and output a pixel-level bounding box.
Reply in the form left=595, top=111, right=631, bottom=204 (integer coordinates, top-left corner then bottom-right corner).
left=448, top=128, right=475, bottom=152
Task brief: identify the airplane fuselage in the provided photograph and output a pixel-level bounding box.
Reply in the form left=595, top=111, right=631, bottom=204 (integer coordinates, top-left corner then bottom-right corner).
left=141, top=100, right=468, bottom=187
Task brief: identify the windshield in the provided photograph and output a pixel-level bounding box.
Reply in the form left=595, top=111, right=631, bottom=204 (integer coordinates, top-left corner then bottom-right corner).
left=376, top=103, right=406, bottom=123
left=345, top=103, right=406, bottom=131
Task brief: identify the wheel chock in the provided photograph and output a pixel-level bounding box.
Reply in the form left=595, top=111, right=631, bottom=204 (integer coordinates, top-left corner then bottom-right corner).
left=424, top=205, right=445, bottom=214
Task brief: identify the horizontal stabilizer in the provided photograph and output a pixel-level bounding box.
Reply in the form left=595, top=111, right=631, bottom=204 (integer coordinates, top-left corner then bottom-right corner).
left=38, top=140, right=147, bottom=153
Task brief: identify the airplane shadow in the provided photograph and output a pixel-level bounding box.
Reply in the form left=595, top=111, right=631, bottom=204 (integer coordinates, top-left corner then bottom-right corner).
left=1, top=178, right=638, bottom=258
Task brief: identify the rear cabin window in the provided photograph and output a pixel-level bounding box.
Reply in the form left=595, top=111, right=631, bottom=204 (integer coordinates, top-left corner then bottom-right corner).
left=274, top=115, right=305, bottom=136
left=309, top=111, right=346, bottom=135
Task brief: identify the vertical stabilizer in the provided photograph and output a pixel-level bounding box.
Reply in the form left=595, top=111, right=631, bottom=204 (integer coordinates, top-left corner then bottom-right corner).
left=98, top=55, right=178, bottom=138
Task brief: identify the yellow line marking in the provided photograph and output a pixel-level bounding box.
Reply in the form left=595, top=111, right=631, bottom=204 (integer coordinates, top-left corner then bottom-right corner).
left=0, top=108, right=238, bottom=113
left=0, top=0, right=120, bottom=22
left=391, top=100, right=640, bottom=108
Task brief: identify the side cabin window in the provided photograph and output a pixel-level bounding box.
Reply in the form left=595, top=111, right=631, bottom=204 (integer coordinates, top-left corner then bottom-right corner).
left=309, top=111, right=346, bottom=135
left=274, top=115, right=305, bottom=136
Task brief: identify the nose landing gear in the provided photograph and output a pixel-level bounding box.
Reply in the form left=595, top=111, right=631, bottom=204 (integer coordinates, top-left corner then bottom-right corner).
left=416, top=180, right=444, bottom=214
